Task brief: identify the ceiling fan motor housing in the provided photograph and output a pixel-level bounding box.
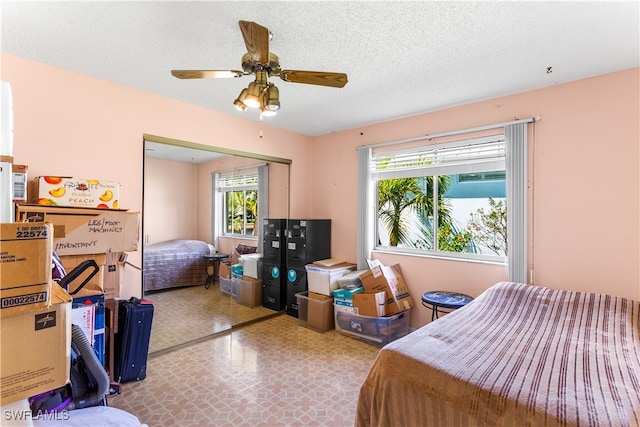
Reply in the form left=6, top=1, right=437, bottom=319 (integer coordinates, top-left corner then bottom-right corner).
left=241, top=52, right=281, bottom=76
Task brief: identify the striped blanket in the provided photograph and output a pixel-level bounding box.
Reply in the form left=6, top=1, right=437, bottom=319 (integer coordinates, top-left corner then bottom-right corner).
left=355, top=282, right=640, bottom=427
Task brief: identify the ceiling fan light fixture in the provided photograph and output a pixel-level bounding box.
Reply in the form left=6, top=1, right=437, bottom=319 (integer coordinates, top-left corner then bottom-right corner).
left=260, top=107, right=277, bottom=117
left=244, top=81, right=263, bottom=108
left=233, top=88, right=249, bottom=111
left=264, top=84, right=280, bottom=111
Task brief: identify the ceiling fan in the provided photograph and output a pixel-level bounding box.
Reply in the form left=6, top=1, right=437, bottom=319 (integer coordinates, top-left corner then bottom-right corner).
left=171, top=20, right=348, bottom=116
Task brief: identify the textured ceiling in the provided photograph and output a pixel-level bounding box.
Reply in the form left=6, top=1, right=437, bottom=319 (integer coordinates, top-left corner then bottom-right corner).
left=1, top=1, right=638, bottom=137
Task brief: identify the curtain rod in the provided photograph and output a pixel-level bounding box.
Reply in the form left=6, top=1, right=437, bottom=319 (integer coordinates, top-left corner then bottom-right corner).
left=356, top=117, right=536, bottom=150
left=215, top=163, right=267, bottom=175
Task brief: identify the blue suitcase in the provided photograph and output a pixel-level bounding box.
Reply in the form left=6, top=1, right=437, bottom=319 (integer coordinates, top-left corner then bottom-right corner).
left=114, top=297, right=154, bottom=382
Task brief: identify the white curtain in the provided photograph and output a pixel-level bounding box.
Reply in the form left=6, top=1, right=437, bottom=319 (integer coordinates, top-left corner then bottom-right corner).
left=357, top=147, right=373, bottom=270
left=505, top=123, right=528, bottom=283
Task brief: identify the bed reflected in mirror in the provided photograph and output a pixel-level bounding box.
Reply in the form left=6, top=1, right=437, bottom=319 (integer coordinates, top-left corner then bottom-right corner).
left=142, top=135, right=290, bottom=355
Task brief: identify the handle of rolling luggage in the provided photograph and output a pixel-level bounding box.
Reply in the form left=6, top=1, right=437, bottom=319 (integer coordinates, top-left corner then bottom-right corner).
left=53, top=251, right=100, bottom=295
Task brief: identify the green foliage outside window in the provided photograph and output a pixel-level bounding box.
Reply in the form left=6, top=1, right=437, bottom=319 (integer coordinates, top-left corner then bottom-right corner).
left=226, top=190, right=257, bottom=235
left=467, top=197, right=507, bottom=255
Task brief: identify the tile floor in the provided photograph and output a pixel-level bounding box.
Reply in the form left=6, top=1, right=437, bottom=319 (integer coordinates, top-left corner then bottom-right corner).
left=109, top=314, right=381, bottom=427
left=146, top=283, right=275, bottom=353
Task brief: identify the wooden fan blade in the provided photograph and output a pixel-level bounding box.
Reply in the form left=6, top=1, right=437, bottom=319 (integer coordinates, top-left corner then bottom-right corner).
left=279, top=70, right=348, bottom=88
left=171, top=70, right=244, bottom=79
left=239, top=20, right=270, bottom=64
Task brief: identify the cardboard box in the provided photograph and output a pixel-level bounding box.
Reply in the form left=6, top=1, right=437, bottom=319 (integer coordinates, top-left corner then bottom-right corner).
left=29, top=176, right=120, bottom=209
left=352, top=291, right=386, bottom=317
left=332, top=286, right=364, bottom=301
left=359, top=262, right=415, bottom=316
left=232, top=276, right=263, bottom=307
left=219, top=261, right=231, bottom=280
left=0, top=222, right=52, bottom=316
left=305, top=262, right=357, bottom=296
left=15, top=205, right=139, bottom=256
left=296, top=291, right=334, bottom=332
left=102, top=252, right=125, bottom=299
left=59, top=252, right=124, bottom=299
left=0, top=283, right=71, bottom=406
left=12, top=164, right=27, bottom=203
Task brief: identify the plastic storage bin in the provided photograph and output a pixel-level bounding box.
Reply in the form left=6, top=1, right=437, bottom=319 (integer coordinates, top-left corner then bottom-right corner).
left=334, top=306, right=410, bottom=346
left=296, top=291, right=334, bottom=332
left=219, top=276, right=233, bottom=296
left=232, top=277, right=263, bottom=307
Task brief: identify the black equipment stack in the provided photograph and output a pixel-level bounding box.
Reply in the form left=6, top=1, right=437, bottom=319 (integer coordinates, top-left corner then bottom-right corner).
left=285, top=219, right=331, bottom=317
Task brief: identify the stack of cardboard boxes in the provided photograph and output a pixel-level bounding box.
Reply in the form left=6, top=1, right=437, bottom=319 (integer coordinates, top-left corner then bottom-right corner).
left=11, top=177, right=139, bottom=381
left=0, top=222, right=72, bottom=406
left=15, top=201, right=139, bottom=300
left=332, top=260, right=415, bottom=346
left=14, top=201, right=139, bottom=370
left=219, top=250, right=263, bottom=307
left=296, top=260, right=357, bottom=332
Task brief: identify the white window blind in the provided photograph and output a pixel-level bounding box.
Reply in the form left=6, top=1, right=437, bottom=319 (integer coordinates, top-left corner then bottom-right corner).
left=217, top=172, right=258, bottom=190
left=371, top=136, right=506, bottom=180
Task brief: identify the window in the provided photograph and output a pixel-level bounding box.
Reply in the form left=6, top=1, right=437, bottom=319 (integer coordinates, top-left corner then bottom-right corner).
left=372, top=136, right=507, bottom=260
left=358, top=121, right=529, bottom=282
left=217, top=172, right=259, bottom=236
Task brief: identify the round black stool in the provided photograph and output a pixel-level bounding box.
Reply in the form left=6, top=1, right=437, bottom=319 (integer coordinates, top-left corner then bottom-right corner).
left=421, top=291, right=474, bottom=321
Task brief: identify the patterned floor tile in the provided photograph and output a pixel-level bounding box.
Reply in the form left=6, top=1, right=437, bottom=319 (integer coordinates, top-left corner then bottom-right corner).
left=109, top=315, right=380, bottom=426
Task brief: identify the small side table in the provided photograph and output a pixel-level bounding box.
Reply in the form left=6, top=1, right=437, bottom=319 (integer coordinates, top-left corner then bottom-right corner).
left=203, top=254, right=229, bottom=289
left=421, top=291, right=474, bottom=321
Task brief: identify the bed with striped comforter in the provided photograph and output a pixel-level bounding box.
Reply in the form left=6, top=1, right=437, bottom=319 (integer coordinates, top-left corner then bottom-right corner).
left=355, top=281, right=640, bottom=427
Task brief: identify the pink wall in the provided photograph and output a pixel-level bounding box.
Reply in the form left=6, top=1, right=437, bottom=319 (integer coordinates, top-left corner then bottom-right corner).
left=144, top=157, right=198, bottom=244
left=2, top=53, right=313, bottom=298
left=313, top=68, right=640, bottom=327
left=3, top=52, right=638, bottom=329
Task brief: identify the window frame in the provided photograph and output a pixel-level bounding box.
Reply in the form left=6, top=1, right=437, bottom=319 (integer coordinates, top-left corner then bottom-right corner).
left=371, top=135, right=507, bottom=264
left=216, top=170, right=259, bottom=239
left=357, top=120, right=530, bottom=282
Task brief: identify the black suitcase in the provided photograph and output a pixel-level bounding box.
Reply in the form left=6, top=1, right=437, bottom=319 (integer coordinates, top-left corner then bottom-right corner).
left=114, top=297, right=154, bottom=383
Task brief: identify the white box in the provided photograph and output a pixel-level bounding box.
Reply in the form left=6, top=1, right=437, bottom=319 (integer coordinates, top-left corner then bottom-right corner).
left=306, top=262, right=356, bottom=296
left=1, top=81, right=13, bottom=157
left=0, top=160, right=12, bottom=222
left=239, top=253, right=262, bottom=279
left=337, top=270, right=366, bottom=289
left=12, top=164, right=27, bottom=203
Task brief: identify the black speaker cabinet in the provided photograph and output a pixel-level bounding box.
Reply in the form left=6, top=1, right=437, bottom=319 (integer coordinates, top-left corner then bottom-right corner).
left=286, top=219, right=331, bottom=268
left=285, top=266, right=307, bottom=318
left=262, top=218, right=287, bottom=264
left=262, top=262, right=286, bottom=311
